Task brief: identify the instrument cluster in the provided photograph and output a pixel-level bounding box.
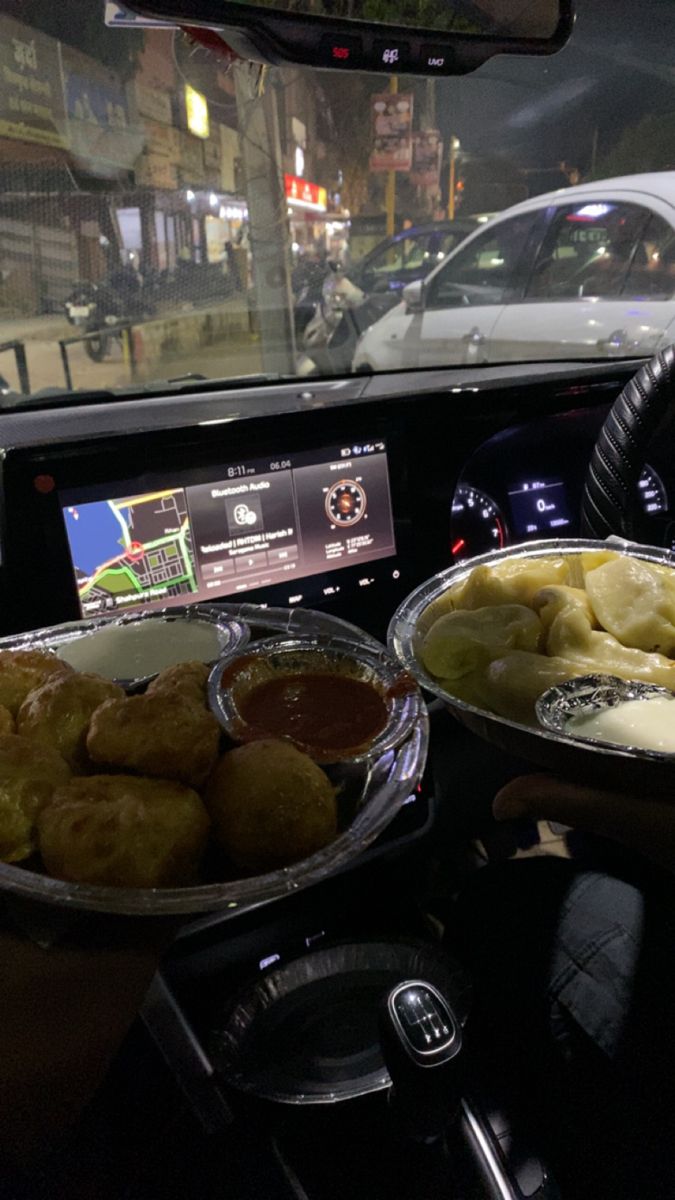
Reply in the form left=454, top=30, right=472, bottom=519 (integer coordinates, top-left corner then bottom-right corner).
left=450, top=408, right=671, bottom=561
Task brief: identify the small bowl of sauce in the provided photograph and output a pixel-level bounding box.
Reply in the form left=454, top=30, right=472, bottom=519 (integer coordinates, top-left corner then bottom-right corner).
left=209, top=636, right=418, bottom=763
left=51, top=606, right=250, bottom=690
left=536, top=674, right=675, bottom=759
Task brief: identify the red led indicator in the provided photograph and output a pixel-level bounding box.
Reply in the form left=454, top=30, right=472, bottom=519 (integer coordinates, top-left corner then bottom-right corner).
left=332, top=45, right=350, bottom=59
left=451, top=538, right=466, bottom=556
left=33, top=474, right=55, bottom=494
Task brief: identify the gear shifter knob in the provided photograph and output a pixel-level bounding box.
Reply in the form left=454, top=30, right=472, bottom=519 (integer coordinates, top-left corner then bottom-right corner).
left=380, top=980, right=464, bottom=1140
left=388, top=981, right=461, bottom=1064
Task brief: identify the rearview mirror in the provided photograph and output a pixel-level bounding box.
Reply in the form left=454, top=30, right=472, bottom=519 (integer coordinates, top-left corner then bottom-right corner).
left=126, top=0, right=574, bottom=75
left=403, top=280, right=425, bottom=313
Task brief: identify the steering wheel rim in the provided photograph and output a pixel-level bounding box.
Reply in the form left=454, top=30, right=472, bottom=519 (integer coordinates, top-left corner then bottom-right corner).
left=581, top=344, right=675, bottom=541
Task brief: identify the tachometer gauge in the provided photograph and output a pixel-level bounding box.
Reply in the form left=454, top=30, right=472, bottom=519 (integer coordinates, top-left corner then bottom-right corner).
left=325, top=479, right=367, bottom=526
left=637, top=464, right=668, bottom=516
left=450, top=484, right=507, bottom=559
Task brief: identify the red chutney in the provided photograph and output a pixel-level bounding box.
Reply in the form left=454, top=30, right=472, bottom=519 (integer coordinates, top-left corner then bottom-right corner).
left=236, top=672, right=388, bottom=754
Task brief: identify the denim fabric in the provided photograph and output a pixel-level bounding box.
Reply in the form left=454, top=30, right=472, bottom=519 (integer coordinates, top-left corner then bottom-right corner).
left=449, top=855, right=675, bottom=1199
left=547, top=871, right=644, bottom=1060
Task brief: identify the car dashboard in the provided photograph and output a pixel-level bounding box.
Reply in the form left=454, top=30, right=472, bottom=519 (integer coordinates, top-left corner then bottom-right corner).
left=0, top=357, right=667, bottom=642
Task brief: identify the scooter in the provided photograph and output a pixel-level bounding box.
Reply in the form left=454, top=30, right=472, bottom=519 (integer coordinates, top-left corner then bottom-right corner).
left=292, top=256, right=332, bottom=340
left=297, top=265, right=376, bottom=376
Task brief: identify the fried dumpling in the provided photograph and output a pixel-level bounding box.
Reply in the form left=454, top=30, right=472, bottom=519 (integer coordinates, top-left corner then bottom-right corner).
left=0, top=734, right=71, bottom=862
left=421, top=604, right=541, bottom=681
left=146, top=661, right=210, bottom=708
left=38, top=774, right=210, bottom=888
left=0, top=706, right=15, bottom=737
left=205, top=740, right=337, bottom=872
left=584, top=555, right=675, bottom=655
left=0, top=649, right=73, bottom=717
left=17, top=672, right=124, bottom=772
left=87, top=692, right=221, bottom=788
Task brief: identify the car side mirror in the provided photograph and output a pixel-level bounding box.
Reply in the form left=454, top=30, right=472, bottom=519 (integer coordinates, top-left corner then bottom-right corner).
left=403, top=280, right=425, bottom=313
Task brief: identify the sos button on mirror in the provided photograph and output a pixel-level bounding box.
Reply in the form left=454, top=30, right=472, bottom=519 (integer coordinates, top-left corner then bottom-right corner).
left=319, top=34, right=363, bottom=67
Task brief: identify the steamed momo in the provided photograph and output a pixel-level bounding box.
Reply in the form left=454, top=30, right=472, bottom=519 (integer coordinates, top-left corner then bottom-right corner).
left=584, top=556, right=675, bottom=655
left=417, top=551, right=675, bottom=726
left=533, top=585, right=596, bottom=640
left=484, top=652, right=580, bottom=724
left=421, top=604, right=541, bottom=680
left=452, top=556, right=569, bottom=611
left=546, top=606, right=675, bottom=690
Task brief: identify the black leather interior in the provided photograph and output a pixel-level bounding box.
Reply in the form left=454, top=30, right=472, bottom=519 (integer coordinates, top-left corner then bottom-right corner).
left=582, top=344, right=675, bottom=539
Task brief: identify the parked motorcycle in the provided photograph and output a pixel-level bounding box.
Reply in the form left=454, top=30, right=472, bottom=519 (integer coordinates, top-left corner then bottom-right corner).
left=64, top=283, right=121, bottom=361
left=65, top=259, right=237, bottom=362
left=64, top=264, right=149, bottom=362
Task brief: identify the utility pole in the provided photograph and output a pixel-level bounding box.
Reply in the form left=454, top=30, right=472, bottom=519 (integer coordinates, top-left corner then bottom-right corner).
left=447, top=135, right=460, bottom=220
left=385, top=74, right=398, bottom=238
left=234, top=60, right=296, bottom=375
left=424, top=78, right=438, bottom=217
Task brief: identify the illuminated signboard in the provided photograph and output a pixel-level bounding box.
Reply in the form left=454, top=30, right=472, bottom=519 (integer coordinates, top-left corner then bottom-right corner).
left=185, top=84, right=209, bottom=139
left=284, top=174, right=328, bottom=211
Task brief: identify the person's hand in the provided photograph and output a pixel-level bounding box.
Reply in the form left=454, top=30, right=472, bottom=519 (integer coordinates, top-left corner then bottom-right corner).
left=494, top=774, right=675, bottom=873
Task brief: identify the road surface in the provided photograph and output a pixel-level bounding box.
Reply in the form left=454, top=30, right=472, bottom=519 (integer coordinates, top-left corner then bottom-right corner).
left=0, top=318, right=265, bottom=398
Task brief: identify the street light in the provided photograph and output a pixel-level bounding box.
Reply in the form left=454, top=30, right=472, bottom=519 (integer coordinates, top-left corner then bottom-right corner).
left=448, top=136, right=461, bottom=221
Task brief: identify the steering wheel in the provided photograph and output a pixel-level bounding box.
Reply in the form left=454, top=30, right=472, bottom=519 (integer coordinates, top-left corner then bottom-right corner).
left=581, top=344, right=675, bottom=542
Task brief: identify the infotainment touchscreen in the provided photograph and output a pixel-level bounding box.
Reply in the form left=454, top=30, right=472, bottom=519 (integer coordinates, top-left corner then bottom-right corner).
left=61, top=439, right=398, bottom=617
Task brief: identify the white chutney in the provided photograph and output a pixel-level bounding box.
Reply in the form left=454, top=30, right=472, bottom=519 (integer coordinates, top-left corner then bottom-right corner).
left=57, top=618, right=221, bottom=679
left=567, top=695, right=675, bottom=754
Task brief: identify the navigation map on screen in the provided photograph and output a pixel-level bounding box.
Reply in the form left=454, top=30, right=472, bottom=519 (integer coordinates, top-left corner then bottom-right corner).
left=62, top=440, right=397, bottom=617
left=64, top=489, right=199, bottom=614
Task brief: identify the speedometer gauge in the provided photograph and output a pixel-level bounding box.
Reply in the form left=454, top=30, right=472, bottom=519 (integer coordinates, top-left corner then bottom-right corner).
left=638, top=464, right=668, bottom=517
left=451, top=485, right=507, bottom=559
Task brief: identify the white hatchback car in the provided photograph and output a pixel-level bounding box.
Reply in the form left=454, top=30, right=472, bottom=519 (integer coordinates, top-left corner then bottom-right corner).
left=353, top=173, right=675, bottom=372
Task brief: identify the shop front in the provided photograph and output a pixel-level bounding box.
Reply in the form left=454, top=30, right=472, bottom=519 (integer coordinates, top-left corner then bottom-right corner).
left=285, top=173, right=328, bottom=255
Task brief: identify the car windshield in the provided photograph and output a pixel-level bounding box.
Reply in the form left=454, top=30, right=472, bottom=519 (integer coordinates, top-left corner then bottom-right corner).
left=0, top=0, right=673, bottom=407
